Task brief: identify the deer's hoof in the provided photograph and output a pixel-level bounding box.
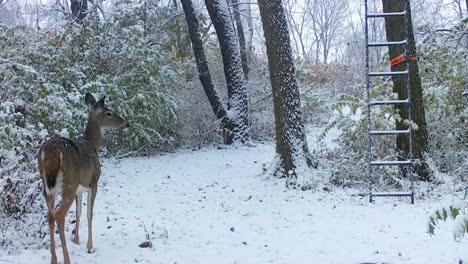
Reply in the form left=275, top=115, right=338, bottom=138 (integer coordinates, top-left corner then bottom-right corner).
left=88, top=247, right=95, bottom=254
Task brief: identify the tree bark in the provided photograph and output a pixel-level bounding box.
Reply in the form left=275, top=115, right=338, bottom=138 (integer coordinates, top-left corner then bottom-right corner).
left=382, top=0, right=431, bottom=181
left=245, top=1, right=254, bottom=55
left=257, top=0, right=314, bottom=188
left=70, top=0, right=87, bottom=21
left=231, top=0, right=249, bottom=79
left=205, top=0, right=249, bottom=144
left=180, top=0, right=230, bottom=138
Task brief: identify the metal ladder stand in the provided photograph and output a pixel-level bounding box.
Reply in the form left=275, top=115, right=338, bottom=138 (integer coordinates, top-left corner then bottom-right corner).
left=364, top=0, right=414, bottom=204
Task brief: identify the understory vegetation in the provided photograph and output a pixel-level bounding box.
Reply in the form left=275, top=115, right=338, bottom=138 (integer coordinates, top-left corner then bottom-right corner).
left=1, top=4, right=182, bottom=219
left=328, top=19, right=467, bottom=194
left=0, top=1, right=278, bottom=246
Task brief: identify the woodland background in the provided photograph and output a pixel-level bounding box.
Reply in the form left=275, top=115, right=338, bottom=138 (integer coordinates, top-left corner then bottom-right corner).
left=0, top=0, right=467, bottom=249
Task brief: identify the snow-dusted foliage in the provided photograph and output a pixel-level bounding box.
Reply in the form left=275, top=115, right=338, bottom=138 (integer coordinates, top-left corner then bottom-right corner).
left=428, top=204, right=468, bottom=241
left=329, top=17, right=467, bottom=190
left=326, top=80, right=405, bottom=189
left=418, top=18, right=468, bottom=180
left=0, top=1, right=182, bottom=245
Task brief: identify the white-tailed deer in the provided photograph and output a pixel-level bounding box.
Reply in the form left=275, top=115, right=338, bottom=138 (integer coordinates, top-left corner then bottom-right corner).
left=38, top=93, right=130, bottom=264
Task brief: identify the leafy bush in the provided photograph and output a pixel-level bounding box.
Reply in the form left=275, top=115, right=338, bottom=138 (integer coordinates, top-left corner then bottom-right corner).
left=428, top=204, right=468, bottom=241
left=329, top=17, right=467, bottom=190
left=0, top=1, right=183, bottom=230
left=328, top=81, right=404, bottom=189
left=418, top=18, right=468, bottom=179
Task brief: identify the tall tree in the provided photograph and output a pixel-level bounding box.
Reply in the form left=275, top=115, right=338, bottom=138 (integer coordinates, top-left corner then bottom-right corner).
left=181, top=0, right=246, bottom=144
left=180, top=0, right=227, bottom=121
left=382, top=0, right=431, bottom=180
left=205, top=0, right=249, bottom=144
left=231, top=0, right=249, bottom=79
left=245, top=1, right=254, bottom=56
left=257, top=0, right=314, bottom=188
left=70, top=0, right=87, bottom=21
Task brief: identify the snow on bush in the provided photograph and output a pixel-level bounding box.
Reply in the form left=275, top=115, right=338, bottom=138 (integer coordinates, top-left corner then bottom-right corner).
left=326, top=17, right=467, bottom=190
left=0, top=2, right=183, bottom=248
left=428, top=204, right=468, bottom=241
left=418, top=18, right=468, bottom=181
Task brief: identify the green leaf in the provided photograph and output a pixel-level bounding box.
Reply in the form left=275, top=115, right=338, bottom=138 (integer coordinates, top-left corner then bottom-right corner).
left=442, top=208, right=448, bottom=220
left=435, top=211, right=443, bottom=220
left=450, top=207, right=460, bottom=219
left=428, top=221, right=435, bottom=236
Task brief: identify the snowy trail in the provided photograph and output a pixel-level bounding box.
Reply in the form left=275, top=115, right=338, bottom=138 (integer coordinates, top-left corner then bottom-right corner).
left=2, top=142, right=467, bottom=264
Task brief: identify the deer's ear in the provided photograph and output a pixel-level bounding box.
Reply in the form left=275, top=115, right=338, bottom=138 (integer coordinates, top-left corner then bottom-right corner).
left=85, top=93, right=97, bottom=109
left=94, top=96, right=106, bottom=110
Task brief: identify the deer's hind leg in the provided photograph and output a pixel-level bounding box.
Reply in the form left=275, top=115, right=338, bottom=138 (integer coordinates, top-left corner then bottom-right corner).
left=45, top=194, right=58, bottom=264
left=73, top=194, right=82, bottom=244
left=55, top=184, right=76, bottom=264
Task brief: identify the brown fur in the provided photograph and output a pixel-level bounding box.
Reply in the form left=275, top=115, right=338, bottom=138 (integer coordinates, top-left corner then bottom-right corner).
left=38, top=94, right=129, bottom=264
left=39, top=147, right=62, bottom=191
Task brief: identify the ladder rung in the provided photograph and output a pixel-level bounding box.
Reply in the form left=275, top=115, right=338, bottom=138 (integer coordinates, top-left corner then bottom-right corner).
left=370, top=160, right=412, bottom=166
left=367, top=40, right=407, bottom=47
left=369, top=99, right=409, bottom=106
left=369, top=70, right=409, bottom=77
left=371, top=192, right=413, bottom=197
left=369, top=129, right=410, bottom=136
left=367, top=11, right=406, bottom=18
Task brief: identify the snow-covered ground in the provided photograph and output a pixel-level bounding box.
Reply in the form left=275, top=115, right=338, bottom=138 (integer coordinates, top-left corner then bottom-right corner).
left=1, top=138, right=467, bottom=263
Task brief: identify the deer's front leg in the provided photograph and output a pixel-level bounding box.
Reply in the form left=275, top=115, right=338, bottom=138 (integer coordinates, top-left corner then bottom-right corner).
left=87, top=186, right=97, bottom=253
left=73, top=194, right=82, bottom=244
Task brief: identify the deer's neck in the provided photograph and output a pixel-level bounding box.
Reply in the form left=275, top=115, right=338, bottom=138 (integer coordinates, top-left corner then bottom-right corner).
left=83, top=118, right=103, bottom=152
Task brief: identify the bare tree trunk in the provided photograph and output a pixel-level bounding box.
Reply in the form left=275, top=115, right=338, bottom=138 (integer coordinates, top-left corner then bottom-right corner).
left=382, top=0, right=431, bottom=181
left=70, top=0, right=87, bottom=21
left=205, top=0, right=249, bottom=144
left=454, top=0, right=463, bottom=17
left=323, top=35, right=329, bottom=64
left=180, top=0, right=233, bottom=142
left=246, top=1, right=254, bottom=55
left=305, top=0, right=346, bottom=64
left=231, top=0, right=249, bottom=79
left=258, top=0, right=314, bottom=188
left=285, top=8, right=302, bottom=57
left=284, top=0, right=309, bottom=61
left=314, top=40, right=320, bottom=64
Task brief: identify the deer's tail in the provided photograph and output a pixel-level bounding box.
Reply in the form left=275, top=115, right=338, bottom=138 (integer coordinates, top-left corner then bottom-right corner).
left=39, top=147, right=63, bottom=193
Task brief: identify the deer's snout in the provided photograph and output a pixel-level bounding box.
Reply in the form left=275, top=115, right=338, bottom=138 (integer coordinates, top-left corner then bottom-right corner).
left=123, top=121, right=131, bottom=129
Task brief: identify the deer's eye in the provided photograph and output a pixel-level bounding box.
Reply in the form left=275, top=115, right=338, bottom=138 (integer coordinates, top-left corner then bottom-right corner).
left=106, top=112, right=112, bottom=117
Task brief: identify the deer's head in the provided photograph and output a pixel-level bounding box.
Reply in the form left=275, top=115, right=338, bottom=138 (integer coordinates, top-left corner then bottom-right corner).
left=85, top=93, right=130, bottom=130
